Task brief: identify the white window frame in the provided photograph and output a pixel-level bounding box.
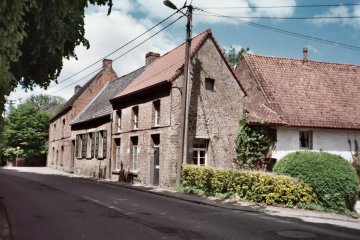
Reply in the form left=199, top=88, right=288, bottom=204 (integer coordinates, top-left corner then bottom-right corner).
left=153, top=100, right=160, bottom=127
left=132, top=145, right=139, bottom=170
left=193, top=138, right=208, bottom=166
left=115, top=145, right=121, bottom=171
left=133, top=109, right=139, bottom=129
left=116, top=110, right=121, bottom=133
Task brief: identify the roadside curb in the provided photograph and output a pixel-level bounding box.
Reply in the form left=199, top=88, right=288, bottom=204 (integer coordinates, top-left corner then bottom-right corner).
left=0, top=201, right=10, bottom=240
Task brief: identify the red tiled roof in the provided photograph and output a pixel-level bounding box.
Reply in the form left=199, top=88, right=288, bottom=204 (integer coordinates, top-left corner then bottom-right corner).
left=112, top=29, right=244, bottom=100
left=244, top=54, right=360, bottom=129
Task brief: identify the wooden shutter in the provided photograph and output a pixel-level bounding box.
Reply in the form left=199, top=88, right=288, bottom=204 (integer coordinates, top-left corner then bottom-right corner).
left=81, top=134, right=87, bottom=158
left=95, top=131, right=99, bottom=158
left=102, top=130, right=107, bottom=158
left=91, top=132, right=95, bottom=158
left=75, top=135, right=80, bottom=158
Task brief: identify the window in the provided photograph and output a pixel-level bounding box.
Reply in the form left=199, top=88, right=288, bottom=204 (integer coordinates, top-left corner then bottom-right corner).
left=115, top=110, right=121, bottom=133
left=114, top=139, right=121, bottom=171
left=132, top=106, right=139, bottom=129
left=76, top=134, right=86, bottom=158
left=130, top=136, right=139, bottom=170
left=299, top=131, right=313, bottom=149
left=96, top=130, right=107, bottom=159
left=153, top=100, right=160, bottom=127
left=193, top=138, right=208, bottom=166
left=205, top=78, right=215, bottom=91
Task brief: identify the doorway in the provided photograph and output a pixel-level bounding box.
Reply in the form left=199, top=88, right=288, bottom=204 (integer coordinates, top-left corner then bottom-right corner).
left=151, top=134, right=160, bottom=186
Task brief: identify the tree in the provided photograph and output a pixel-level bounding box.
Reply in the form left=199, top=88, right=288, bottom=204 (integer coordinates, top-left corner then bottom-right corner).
left=24, top=94, right=66, bottom=116
left=235, top=113, right=274, bottom=170
left=2, top=103, right=51, bottom=165
left=225, top=46, right=250, bottom=68
left=0, top=0, right=113, bottom=116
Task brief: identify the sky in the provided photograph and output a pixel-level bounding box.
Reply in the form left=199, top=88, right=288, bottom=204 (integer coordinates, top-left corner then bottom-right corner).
left=7, top=0, right=360, bottom=107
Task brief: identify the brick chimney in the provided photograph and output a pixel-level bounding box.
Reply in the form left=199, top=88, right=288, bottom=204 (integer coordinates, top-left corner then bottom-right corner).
left=102, top=59, right=113, bottom=71
left=145, top=52, right=160, bottom=67
left=74, top=85, right=81, bottom=94
left=303, top=47, right=308, bottom=64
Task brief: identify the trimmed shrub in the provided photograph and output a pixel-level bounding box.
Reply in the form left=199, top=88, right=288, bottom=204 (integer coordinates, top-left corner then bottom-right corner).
left=273, top=151, right=358, bottom=213
left=181, top=165, right=317, bottom=207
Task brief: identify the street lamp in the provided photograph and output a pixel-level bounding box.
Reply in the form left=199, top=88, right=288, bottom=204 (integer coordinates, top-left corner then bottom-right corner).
left=163, top=0, right=193, bottom=186
left=16, top=146, right=20, bottom=167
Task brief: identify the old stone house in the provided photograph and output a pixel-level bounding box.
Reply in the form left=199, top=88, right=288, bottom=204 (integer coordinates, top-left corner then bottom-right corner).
left=235, top=49, right=360, bottom=162
left=70, top=67, right=144, bottom=178
left=109, top=29, right=246, bottom=186
left=47, top=60, right=117, bottom=172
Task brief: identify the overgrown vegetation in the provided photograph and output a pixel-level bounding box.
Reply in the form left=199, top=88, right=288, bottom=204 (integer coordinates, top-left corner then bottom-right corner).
left=0, top=94, right=65, bottom=166
left=274, top=151, right=359, bottom=214
left=235, top=114, right=274, bottom=170
left=181, top=165, right=318, bottom=207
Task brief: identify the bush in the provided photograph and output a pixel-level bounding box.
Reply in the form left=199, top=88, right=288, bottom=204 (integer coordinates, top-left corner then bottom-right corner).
left=181, top=165, right=317, bottom=207
left=273, top=151, right=358, bottom=213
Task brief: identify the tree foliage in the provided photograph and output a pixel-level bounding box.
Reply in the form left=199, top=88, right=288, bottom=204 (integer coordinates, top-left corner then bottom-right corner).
left=0, top=0, right=113, bottom=115
left=235, top=113, right=274, bottom=170
left=2, top=103, right=51, bottom=162
left=24, top=94, right=65, bottom=116
left=225, top=46, right=249, bottom=68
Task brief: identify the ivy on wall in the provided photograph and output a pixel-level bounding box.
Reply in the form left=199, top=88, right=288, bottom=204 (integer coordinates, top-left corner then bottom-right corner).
left=235, top=113, right=275, bottom=170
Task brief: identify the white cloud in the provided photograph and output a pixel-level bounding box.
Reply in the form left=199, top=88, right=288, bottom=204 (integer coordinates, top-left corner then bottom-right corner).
left=136, top=0, right=296, bottom=25
left=313, top=5, right=360, bottom=30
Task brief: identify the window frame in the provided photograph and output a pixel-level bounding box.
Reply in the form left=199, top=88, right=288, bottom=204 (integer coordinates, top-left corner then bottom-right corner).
left=130, top=136, right=139, bottom=171
left=193, top=138, right=208, bottom=167
left=132, top=106, right=139, bottom=130
left=153, top=100, right=160, bottom=127
left=299, top=130, right=313, bottom=150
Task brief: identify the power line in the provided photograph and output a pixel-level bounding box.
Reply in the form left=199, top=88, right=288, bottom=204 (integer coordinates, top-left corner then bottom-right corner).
left=51, top=15, right=184, bottom=94
left=195, top=13, right=360, bottom=20
left=47, top=11, right=181, bottom=90
left=196, top=8, right=360, bottom=53
left=200, top=3, right=360, bottom=9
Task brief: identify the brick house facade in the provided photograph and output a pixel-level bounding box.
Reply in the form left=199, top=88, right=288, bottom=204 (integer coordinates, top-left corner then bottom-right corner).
left=70, top=67, right=144, bottom=178
left=110, top=29, right=246, bottom=187
left=47, top=60, right=117, bottom=172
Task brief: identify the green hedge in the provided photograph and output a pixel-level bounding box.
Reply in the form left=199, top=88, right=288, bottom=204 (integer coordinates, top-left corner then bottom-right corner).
left=181, top=165, right=318, bottom=207
left=274, top=151, right=359, bottom=213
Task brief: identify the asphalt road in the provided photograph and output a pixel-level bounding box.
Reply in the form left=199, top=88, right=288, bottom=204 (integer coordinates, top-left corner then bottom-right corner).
left=0, top=169, right=359, bottom=240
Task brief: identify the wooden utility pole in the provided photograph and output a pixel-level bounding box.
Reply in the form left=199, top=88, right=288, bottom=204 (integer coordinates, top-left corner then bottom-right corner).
left=176, top=5, right=193, bottom=186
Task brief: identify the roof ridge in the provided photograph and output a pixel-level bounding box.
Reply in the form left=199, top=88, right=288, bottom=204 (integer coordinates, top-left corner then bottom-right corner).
left=245, top=53, right=360, bottom=67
